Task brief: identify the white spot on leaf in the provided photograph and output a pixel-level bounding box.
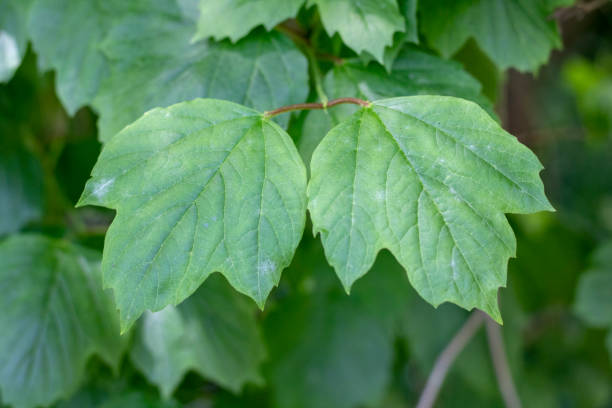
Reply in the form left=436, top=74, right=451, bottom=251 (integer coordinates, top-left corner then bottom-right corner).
left=92, top=178, right=115, bottom=199
left=257, top=259, right=276, bottom=277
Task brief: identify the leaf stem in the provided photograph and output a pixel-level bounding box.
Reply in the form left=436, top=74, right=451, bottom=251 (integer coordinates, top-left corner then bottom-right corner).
left=416, top=311, right=485, bottom=408
left=264, top=97, right=370, bottom=117
left=305, top=46, right=328, bottom=106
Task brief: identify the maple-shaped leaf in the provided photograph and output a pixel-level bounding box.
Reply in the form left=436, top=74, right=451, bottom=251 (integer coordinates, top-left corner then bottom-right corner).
left=420, top=0, right=566, bottom=72
left=308, top=96, right=553, bottom=321
left=193, top=0, right=305, bottom=42
left=309, top=0, right=405, bottom=63
left=78, top=99, right=307, bottom=331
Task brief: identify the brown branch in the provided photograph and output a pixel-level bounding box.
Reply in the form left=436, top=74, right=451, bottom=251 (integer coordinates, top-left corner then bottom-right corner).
left=416, top=311, right=485, bottom=408
left=485, top=317, right=522, bottom=408
left=553, top=0, right=610, bottom=21
left=276, top=20, right=344, bottom=64
left=264, top=97, right=370, bottom=117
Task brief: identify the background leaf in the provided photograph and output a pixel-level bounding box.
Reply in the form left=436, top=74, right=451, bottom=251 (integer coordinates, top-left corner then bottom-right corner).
left=0, top=0, right=31, bottom=83
left=0, top=132, right=44, bottom=235
left=265, top=238, right=410, bottom=408
left=0, top=234, right=126, bottom=408
left=309, top=0, right=405, bottom=62
left=94, top=6, right=308, bottom=141
left=130, top=274, right=266, bottom=398
left=194, top=0, right=305, bottom=42
left=420, top=0, right=565, bottom=72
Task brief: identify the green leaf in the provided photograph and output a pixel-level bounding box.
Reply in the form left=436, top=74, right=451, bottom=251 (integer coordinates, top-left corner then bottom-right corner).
left=357, top=0, right=419, bottom=70
left=0, top=234, right=125, bottom=408
left=0, top=0, right=30, bottom=83
left=194, top=0, right=305, bottom=42
left=27, top=0, right=178, bottom=114
left=0, top=135, right=44, bottom=235
left=78, top=99, right=307, bottom=331
left=575, top=242, right=612, bottom=355
left=130, top=274, right=265, bottom=398
left=265, top=240, right=409, bottom=408
left=420, top=0, right=564, bottom=72
left=299, top=46, right=492, bottom=167
left=575, top=269, right=612, bottom=327
left=307, top=96, right=553, bottom=321
left=94, top=8, right=308, bottom=141
left=309, top=0, right=405, bottom=63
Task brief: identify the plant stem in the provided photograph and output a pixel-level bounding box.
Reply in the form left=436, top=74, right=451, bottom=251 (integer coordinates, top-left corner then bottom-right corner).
left=264, top=97, right=370, bottom=117
left=305, top=46, right=328, bottom=106
left=485, top=317, right=522, bottom=408
left=416, top=311, right=485, bottom=408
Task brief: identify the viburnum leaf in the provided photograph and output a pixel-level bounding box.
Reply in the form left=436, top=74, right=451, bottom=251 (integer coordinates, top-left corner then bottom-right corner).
left=574, top=241, right=612, bottom=359
left=29, top=0, right=130, bottom=113
left=308, top=96, right=553, bottom=322
left=0, top=0, right=30, bottom=83
left=299, top=46, right=492, bottom=166
left=359, top=0, right=419, bottom=70
left=420, top=0, right=565, bottom=72
left=308, top=0, right=405, bottom=63
left=94, top=7, right=308, bottom=141
left=78, top=99, right=307, bottom=331
left=193, top=0, right=305, bottom=42
left=130, top=274, right=265, bottom=397
left=0, top=234, right=126, bottom=408
left=0, top=133, right=44, bottom=235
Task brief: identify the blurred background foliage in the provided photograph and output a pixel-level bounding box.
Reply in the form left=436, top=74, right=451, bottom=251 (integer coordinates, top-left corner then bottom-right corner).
left=1, top=1, right=612, bottom=408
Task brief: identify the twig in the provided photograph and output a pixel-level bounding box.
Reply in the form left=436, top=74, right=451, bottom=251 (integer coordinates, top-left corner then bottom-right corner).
left=485, top=317, right=522, bottom=408
left=553, top=0, right=610, bottom=21
left=276, top=21, right=344, bottom=64
left=416, top=311, right=485, bottom=408
left=264, top=97, right=370, bottom=117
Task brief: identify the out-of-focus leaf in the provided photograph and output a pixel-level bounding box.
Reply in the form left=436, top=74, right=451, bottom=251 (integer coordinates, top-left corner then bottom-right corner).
left=575, top=242, right=612, bottom=358
left=265, top=240, right=410, bottom=408
left=0, top=234, right=126, bottom=408
left=94, top=7, right=308, bottom=141
left=131, top=274, right=265, bottom=398
left=0, top=0, right=31, bottom=82
left=309, top=0, right=405, bottom=62
left=420, top=0, right=565, bottom=72
left=563, top=56, right=612, bottom=141
left=0, top=134, right=44, bottom=235
left=28, top=0, right=172, bottom=114
left=194, top=0, right=305, bottom=42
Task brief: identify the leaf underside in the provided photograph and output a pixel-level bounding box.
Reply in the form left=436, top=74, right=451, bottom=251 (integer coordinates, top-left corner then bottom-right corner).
left=308, top=96, right=553, bottom=322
